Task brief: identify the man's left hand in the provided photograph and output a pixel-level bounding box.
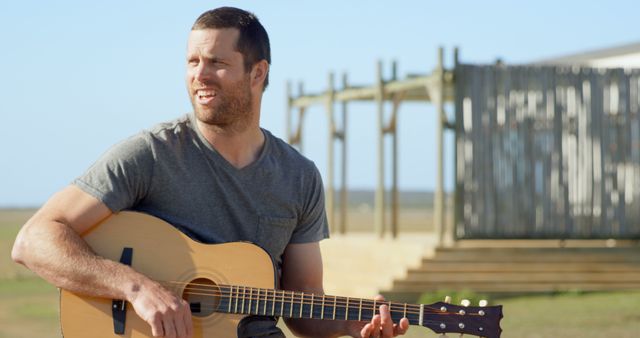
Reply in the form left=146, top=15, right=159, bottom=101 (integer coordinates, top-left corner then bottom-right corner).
left=348, top=295, right=410, bottom=338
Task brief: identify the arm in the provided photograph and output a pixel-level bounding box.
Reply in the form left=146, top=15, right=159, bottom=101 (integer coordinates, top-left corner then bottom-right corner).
left=280, top=242, right=409, bottom=338
left=11, top=185, right=192, bottom=338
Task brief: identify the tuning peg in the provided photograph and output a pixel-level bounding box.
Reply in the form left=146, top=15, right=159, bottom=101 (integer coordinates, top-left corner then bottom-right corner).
left=444, top=295, right=452, bottom=303
left=460, top=299, right=470, bottom=307
left=479, top=299, right=488, bottom=307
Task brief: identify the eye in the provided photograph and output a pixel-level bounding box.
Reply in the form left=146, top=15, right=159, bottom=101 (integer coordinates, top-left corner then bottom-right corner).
left=187, top=58, right=199, bottom=66
left=208, top=58, right=227, bottom=67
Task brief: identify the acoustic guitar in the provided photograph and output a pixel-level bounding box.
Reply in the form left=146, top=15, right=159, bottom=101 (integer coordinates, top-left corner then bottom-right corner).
left=60, top=212, right=502, bottom=337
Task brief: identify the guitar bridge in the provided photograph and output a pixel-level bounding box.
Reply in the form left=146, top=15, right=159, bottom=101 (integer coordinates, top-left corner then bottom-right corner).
left=112, top=247, right=133, bottom=335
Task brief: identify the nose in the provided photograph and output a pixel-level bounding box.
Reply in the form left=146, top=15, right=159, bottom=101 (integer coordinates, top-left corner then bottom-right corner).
left=192, top=61, right=212, bottom=83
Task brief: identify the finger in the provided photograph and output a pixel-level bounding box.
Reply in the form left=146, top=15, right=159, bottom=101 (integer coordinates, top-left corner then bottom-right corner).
left=379, top=304, right=393, bottom=337
left=174, top=316, right=187, bottom=338
left=150, top=315, right=164, bottom=337
left=370, top=315, right=382, bottom=338
left=360, top=323, right=373, bottom=338
left=163, top=318, right=177, bottom=338
left=374, top=294, right=386, bottom=302
left=172, top=299, right=191, bottom=338
left=182, top=300, right=193, bottom=338
left=393, top=317, right=410, bottom=336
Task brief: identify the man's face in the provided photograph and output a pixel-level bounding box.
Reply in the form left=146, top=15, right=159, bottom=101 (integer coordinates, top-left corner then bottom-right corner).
left=186, top=28, right=253, bottom=130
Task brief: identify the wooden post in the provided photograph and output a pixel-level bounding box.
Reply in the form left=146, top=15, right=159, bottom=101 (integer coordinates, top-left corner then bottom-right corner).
left=434, top=47, right=446, bottom=247
left=297, top=82, right=305, bottom=153
left=391, top=60, right=399, bottom=239
left=326, top=72, right=336, bottom=232
left=451, top=47, right=459, bottom=244
left=286, top=81, right=292, bottom=144
left=375, top=60, right=386, bottom=237
left=340, top=73, right=349, bottom=234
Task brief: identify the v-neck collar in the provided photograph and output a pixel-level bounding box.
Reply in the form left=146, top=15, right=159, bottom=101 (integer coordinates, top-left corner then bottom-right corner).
left=188, top=113, right=270, bottom=175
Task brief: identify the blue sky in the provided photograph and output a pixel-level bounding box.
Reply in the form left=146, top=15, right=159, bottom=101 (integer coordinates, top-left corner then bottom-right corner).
left=1, top=0, right=638, bottom=207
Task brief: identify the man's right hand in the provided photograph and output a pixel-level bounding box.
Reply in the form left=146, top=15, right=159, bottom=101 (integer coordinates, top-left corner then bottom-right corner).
left=128, top=278, right=193, bottom=338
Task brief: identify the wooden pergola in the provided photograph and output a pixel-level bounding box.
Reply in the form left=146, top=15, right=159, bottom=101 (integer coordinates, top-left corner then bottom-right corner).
left=286, top=47, right=458, bottom=245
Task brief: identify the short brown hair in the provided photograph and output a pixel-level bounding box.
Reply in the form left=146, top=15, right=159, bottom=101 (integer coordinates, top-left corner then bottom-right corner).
left=192, top=7, right=271, bottom=90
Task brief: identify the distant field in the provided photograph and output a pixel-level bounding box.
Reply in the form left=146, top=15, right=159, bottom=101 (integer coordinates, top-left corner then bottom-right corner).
left=0, top=209, right=36, bottom=279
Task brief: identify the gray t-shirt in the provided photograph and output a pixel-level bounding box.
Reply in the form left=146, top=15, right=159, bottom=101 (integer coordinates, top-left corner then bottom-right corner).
left=73, top=113, right=329, bottom=336
left=74, top=113, right=329, bottom=268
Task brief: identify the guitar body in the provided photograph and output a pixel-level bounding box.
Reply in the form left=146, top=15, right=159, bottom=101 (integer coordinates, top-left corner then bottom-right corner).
left=60, top=212, right=277, bottom=338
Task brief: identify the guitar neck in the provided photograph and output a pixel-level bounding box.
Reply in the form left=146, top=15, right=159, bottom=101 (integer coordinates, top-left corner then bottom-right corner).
left=215, top=285, right=421, bottom=325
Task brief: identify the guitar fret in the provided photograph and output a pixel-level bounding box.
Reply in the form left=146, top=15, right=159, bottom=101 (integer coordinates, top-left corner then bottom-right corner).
left=289, top=291, right=294, bottom=318
left=403, top=303, right=407, bottom=319
left=234, top=286, right=239, bottom=313
left=271, top=289, right=275, bottom=316
left=358, top=298, right=362, bottom=321
left=310, top=294, right=314, bottom=319
left=321, top=295, right=325, bottom=319
left=332, top=296, right=337, bottom=320
left=299, top=292, right=304, bottom=318
left=241, top=286, right=246, bottom=314
left=227, top=286, right=233, bottom=313
left=280, top=290, right=285, bottom=317
left=345, top=297, right=349, bottom=320
left=248, top=288, right=253, bottom=314
left=263, top=289, right=268, bottom=315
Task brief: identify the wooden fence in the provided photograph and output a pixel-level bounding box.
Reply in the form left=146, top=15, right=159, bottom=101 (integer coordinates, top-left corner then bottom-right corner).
left=454, top=64, right=640, bottom=239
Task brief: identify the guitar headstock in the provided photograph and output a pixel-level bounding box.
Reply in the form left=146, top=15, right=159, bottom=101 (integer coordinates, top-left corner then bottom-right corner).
left=421, top=300, right=503, bottom=338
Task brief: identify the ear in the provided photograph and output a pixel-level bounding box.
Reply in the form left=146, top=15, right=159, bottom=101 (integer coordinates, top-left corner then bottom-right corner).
left=250, top=60, right=269, bottom=91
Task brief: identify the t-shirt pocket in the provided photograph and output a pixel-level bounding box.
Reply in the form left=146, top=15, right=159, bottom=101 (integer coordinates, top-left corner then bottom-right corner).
left=256, top=215, right=297, bottom=261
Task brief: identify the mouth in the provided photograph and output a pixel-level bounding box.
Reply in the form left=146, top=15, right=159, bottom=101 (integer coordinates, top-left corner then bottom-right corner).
left=195, top=88, right=216, bottom=105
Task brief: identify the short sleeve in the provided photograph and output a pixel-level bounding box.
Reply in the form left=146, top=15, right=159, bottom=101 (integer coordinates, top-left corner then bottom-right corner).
left=290, top=164, right=330, bottom=243
left=72, top=133, right=154, bottom=212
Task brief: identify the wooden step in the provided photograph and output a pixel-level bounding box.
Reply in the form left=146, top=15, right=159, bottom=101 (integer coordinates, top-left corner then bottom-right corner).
left=390, top=281, right=640, bottom=293
left=430, top=248, right=640, bottom=263
left=412, top=262, right=640, bottom=273
left=402, top=271, right=640, bottom=283
left=384, top=246, right=640, bottom=297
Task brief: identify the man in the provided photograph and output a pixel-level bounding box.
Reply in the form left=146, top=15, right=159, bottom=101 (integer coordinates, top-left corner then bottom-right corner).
left=12, top=7, right=409, bottom=338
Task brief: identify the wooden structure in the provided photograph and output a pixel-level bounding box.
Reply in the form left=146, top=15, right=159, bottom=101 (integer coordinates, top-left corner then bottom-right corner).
left=288, top=54, right=640, bottom=242
left=455, top=65, right=640, bottom=239
left=286, top=48, right=456, bottom=242
left=287, top=45, right=640, bottom=297
left=384, top=242, right=640, bottom=300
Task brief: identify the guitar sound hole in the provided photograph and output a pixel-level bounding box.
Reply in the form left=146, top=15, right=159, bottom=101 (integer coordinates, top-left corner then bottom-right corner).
left=182, top=278, right=219, bottom=317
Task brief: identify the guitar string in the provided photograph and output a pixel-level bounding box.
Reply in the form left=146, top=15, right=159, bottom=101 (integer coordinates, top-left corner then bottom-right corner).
left=156, top=296, right=471, bottom=326
left=162, top=280, right=476, bottom=310
left=161, top=282, right=472, bottom=315
left=161, top=280, right=422, bottom=311
left=167, top=287, right=478, bottom=316
left=166, top=299, right=477, bottom=328
left=156, top=281, right=490, bottom=316
left=174, top=286, right=434, bottom=314
left=154, top=286, right=487, bottom=327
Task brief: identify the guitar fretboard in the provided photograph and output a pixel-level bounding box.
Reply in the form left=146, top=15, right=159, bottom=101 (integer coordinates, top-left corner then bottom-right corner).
left=214, top=285, right=423, bottom=325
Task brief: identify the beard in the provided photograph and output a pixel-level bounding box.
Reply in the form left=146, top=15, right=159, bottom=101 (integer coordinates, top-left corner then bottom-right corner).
left=190, top=75, right=254, bottom=133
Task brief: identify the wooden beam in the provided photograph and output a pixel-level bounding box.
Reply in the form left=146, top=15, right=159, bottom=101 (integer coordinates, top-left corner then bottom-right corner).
left=375, top=60, right=386, bottom=237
